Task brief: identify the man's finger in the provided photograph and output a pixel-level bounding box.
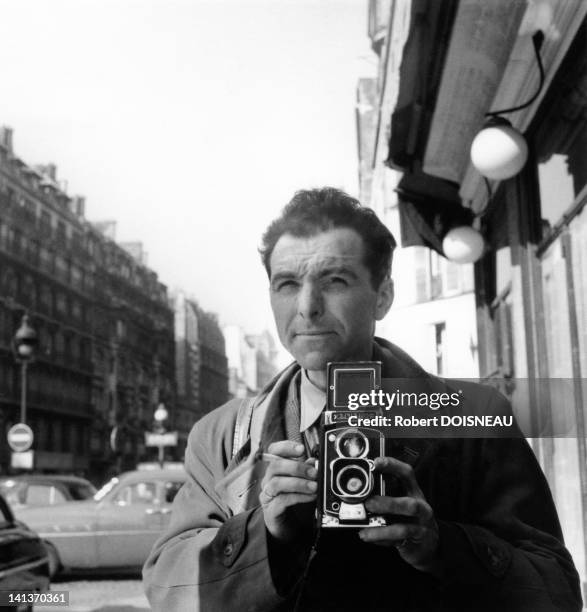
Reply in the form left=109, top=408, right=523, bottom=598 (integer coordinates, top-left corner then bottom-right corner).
left=373, top=456, right=423, bottom=498
left=268, top=492, right=317, bottom=512
left=365, top=496, right=433, bottom=521
left=263, top=458, right=317, bottom=481
left=267, top=440, right=305, bottom=458
left=358, top=523, right=426, bottom=546
left=263, top=476, right=318, bottom=499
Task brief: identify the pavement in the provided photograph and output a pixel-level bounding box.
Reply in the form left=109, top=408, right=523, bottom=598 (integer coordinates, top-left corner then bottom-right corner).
left=39, top=576, right=150, bottom=612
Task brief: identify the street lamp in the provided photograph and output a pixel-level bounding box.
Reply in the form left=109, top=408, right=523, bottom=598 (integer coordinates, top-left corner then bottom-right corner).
left=153, top=403, right=168, bottom=468
left=442, top=226, right=485, bottom=264
left=12, top=314, right=38, bottom=425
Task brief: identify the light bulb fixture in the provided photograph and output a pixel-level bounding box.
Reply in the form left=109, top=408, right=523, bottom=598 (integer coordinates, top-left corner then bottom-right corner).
left=470, top=116, right=529, bottom=180
left=154, top=403, right=168, bottom=423
left=442, top=226, right=485, bottom=264
left=470, top=31, right=545, bottom=181
left=13, top=313, right=38, bottom=363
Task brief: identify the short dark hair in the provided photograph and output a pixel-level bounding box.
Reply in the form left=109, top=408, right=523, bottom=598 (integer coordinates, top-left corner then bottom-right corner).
left=259, top=187, right=397, bottom=289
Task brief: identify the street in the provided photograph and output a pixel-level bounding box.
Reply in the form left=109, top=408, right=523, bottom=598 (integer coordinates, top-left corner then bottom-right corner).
left=41, top=573, right=149, bottom=612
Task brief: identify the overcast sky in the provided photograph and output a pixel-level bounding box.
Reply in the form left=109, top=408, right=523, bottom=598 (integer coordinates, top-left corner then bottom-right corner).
left=0, top=0, right=375, bottom=342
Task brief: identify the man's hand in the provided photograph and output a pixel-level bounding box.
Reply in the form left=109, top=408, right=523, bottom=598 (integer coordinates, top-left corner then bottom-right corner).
left=358, top=456, right=440, bottom=574
left=259, top=441, right=318, bottom=542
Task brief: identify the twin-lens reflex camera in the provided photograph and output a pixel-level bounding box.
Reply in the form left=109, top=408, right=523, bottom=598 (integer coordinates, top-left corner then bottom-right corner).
left=316, top=361, right=386, bottom=529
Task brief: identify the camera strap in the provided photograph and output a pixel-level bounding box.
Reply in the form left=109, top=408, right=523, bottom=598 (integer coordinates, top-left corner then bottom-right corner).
left=231, top=398, right=255, bottom=460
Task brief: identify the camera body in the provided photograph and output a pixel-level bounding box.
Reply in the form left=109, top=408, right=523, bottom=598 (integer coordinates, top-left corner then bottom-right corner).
left=316, top=361, right=386, bottom=528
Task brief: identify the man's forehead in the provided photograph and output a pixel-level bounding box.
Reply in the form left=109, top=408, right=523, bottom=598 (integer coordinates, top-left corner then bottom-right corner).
left=269, top=229, right=366, bottom=274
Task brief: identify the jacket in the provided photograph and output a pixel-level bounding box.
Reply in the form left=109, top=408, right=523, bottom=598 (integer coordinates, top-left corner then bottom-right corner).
left=143, top=338, right=582, bottom=611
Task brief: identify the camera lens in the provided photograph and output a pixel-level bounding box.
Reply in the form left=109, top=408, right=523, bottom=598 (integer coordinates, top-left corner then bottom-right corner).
left=336, top=430, right=368, bottom=458
left=336, top=465, right=369, bottom=497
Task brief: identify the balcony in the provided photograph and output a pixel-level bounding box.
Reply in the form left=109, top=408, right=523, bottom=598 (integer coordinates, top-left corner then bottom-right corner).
left=0, top=191, right=13, bottom=211
left=38, top=221, right=54, bottom=242
left=12, top=205, right=37, bottom=228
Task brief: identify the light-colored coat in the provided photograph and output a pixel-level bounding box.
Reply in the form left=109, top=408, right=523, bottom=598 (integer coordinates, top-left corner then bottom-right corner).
left=143, top=339, right=581, bottom=611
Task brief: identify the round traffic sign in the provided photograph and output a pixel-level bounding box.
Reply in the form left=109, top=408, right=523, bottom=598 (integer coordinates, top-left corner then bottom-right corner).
left=7, top=423, right=34, bottom=452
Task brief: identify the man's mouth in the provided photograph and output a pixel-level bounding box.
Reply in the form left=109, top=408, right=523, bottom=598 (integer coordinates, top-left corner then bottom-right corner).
left=295, top=331, right=334, bottom=337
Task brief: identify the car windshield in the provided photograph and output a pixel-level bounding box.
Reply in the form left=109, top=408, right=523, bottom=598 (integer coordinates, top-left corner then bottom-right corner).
left=0, top=480, right=24, bottom=506
left=0, top=496, right=13, bottom=527
left=68, top=482, right=97, bottom=500
left=93, top=477, right=119, bottom=501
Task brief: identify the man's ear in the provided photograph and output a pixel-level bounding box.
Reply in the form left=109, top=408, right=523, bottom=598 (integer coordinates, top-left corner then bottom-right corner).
left=375, top=277, right=394, bottom=320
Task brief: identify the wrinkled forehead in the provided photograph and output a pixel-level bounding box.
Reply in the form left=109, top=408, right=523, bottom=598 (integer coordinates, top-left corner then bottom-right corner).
left=269, top=229, right=366, bottom=277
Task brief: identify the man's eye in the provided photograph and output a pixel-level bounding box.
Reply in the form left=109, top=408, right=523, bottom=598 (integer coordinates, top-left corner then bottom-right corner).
left=328, top=277, right=348, bottom=286
left=275, top=280, right=298, bottom=291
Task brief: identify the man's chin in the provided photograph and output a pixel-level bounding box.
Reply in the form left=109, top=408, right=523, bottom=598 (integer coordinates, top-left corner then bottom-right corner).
left=292, top=350, right=338, bottom=372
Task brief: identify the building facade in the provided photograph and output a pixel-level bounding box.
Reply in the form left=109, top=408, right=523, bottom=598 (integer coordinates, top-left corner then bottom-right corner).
left=358, top=7, right=479, bottom=378
left=174, top=293, right=229, bottom=453
left=87, top=223, right=175, bottom=480
left=223, top=326, right=279, bottom=398
left=366, top=0, right=587, bottom=591
left=0, top=127, right=175, bottom=483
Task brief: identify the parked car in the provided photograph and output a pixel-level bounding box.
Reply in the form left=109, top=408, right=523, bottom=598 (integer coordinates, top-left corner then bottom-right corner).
left=14, top=468, right=186, bottom=576
left=0, top=491, right=50, bottom=612
left=0, top=475, right=97, bottom=509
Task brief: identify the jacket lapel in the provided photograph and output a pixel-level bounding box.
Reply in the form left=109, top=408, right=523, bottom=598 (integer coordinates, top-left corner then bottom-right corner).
left=218, top=338, right=438, bottom=513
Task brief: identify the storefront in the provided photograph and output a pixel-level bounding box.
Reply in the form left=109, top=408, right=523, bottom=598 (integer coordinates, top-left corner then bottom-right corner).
left=374, top=0, right=587, bottom=590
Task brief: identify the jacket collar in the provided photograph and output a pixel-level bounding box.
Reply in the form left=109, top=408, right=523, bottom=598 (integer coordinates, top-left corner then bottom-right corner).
left=251, top=338, right=431, bottom=452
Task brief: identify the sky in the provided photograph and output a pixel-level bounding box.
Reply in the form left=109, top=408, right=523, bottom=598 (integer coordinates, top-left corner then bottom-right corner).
left=0, top=0, right=375, bottom=343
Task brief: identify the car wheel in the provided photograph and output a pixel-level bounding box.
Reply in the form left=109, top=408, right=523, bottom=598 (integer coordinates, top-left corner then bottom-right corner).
left=44, top=541, right=61, bottom=578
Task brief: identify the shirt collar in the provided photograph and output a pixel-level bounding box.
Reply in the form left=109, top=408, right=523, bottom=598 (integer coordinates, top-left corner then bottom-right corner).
left=299, top=369, right=326, bottom=432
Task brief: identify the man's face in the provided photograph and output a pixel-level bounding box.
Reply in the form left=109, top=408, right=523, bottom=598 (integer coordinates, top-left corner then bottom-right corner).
left=269, top=228, right=393, bottom=375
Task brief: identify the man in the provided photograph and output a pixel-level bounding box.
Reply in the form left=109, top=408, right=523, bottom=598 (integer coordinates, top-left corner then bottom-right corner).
left=143, top=188, right=581, bottom=611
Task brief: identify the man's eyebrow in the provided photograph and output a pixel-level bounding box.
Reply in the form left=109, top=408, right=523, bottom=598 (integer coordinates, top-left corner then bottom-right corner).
left=270, top=271, right=298, bottom=284
left=318, top=265, right=358, bottom=279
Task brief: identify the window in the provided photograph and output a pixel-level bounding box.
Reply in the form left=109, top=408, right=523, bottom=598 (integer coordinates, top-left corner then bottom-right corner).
left=40, top=328, right=53, bottom=356
left=70, top=336, right=80, bottom=360
left=434, top=322, right=446, bottom=375
left=2, top=267, right=17, bottom=297
left=26, top=485, right=67, bottom=506
left=414, top=247, right=429, bottom=302
left=0, top=222, right=8, bottom=248
left=55, top=255, right=69, bottom=283
left=56, top=292, right=67, bottom=315
left=71, top=299, right=82, bottom=320
left=22, top=275, right=36, bottom=308
left=27, top=239, right=39, bottom=265
left=533, top=29, right=587, bottom=379
left=164, top=481, right=183, bottom=504
left=56, top=220, right=67, bottom=241
left=114, top=482, right=157, bottom=505
left=69, top=481, right=95, bottom=501
left=54, top=331, right=65, bottom=356
left=71, top=265, right=83, bottom=289
left=40, top=246, right=53, bottom=272
left=40, top=284, right=52, bottom=313
left=71, top=231, right=83, bottom=251
left=443, top=259, right=461, bottom=294
left=0, top=482, right=22, bottom=511
left=40, top=209, right=52, bottom=233
left=62, top=422, right=72, bottom=452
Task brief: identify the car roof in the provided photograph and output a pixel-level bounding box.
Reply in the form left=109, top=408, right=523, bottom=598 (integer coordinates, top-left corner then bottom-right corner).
left=115, top=469, right=186, bottom=484
left=0, top=474, right=94, bottom=485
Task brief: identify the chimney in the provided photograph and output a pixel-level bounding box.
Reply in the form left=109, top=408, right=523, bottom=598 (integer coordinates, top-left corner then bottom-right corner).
left=0, top=127, right=13, bottom=153
left=45, top=164, right=57, bottom=181
left=73, top=195, right=85, bottom=217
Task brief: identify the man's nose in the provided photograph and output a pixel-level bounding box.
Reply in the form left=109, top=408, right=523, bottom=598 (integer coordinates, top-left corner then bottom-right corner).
left=297, top=281, right=323, bottom=320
